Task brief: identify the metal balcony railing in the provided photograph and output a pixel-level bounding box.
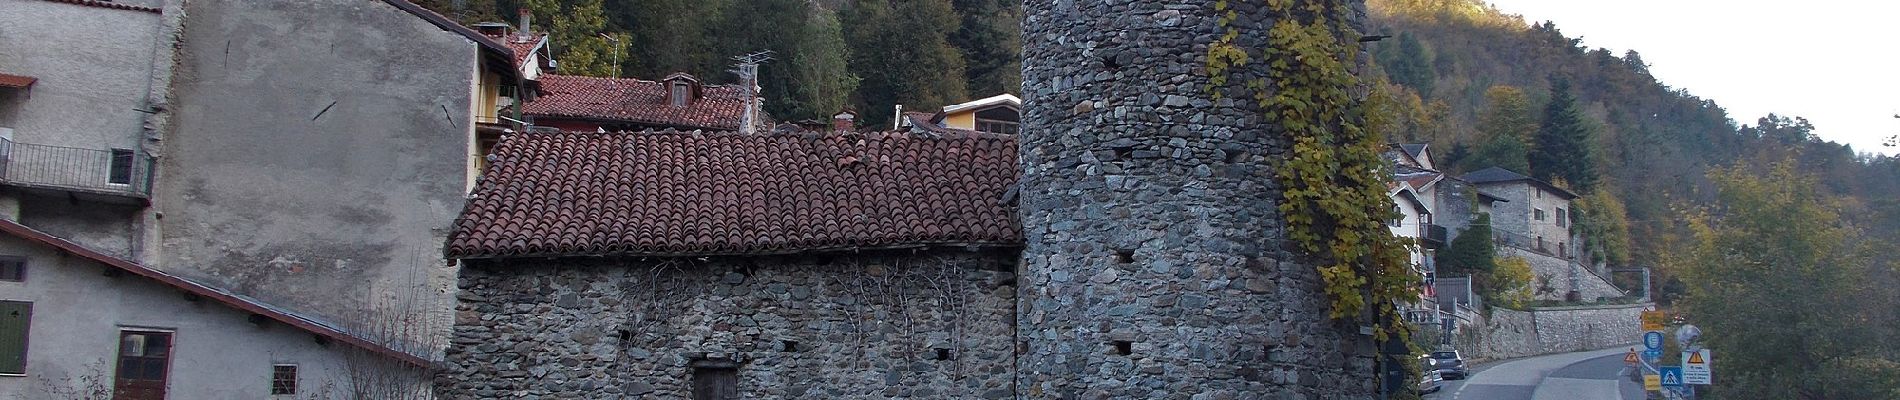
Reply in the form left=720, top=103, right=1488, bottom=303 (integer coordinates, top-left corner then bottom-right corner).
left=0, top=137, right=153, bottom=198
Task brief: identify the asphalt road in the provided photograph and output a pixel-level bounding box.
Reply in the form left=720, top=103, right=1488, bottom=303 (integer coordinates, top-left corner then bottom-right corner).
left=1429, top=347, right=1649, bottom=400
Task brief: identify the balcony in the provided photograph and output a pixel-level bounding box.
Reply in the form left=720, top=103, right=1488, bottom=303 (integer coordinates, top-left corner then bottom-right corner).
left=0, top=138, right=153, bottom=203
left=1421, top=224, right=1450, bottom=248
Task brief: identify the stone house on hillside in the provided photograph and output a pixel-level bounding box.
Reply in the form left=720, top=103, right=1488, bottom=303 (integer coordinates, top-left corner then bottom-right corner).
left=0, top=219, right=426, bottom=399
left=1462, top=167, right=1623, bottom=301
left=2, top=0, right=530, bottom=396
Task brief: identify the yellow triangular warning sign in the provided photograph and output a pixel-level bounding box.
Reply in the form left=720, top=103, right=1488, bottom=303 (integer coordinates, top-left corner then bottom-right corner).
left=1688, top=351, right=1704, bottom=364
left=1624, top=350, right=1639, bottom=364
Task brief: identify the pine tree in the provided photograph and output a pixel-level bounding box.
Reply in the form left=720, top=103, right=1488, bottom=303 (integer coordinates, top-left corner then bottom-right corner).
left=842, top=0, right=968, bottom=127
left=613, top=0, right=727, bottom=80
left=947, top=0, right=1022, bottom=97
left=1529, top=79, right=1599, bottom=190
left=1376, top=33, right=1436, bottom=96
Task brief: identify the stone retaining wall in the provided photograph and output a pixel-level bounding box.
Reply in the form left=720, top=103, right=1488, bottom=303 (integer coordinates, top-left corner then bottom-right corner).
left=1470, top=303, right=1648, bottom=361
left=1499, top=246, right=1625, bottom=302
left=438, top=249, right=1018, bottom=399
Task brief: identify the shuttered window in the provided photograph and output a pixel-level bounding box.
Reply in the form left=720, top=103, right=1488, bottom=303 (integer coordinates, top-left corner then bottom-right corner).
left=0, top=301, right=29, bottom=375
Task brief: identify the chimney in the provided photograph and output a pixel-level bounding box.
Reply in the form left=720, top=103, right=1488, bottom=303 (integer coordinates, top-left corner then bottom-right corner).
left=517, top=8, right=533, bottom=41
left=832, top=111, right=856, bottom=131
left=892, top=104, right=904, bottom=130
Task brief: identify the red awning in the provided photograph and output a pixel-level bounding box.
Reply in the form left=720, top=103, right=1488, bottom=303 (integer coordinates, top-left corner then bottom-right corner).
left=0, top=73, right=35, bottom=88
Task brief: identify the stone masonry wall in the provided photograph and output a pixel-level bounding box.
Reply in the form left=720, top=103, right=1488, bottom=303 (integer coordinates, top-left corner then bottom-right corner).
left=1019, top=0, right=1378, bottom=398
left=1499, top=246, right=1624, bottom=302
left=1472, top=303, right=1646, bottom=361
left=439, top=249, right=1018, bottom=399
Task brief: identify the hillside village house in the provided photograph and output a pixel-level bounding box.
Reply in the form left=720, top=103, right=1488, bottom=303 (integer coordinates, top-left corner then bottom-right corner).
left=522, top=72, right=753, bottom=133
left=1462, top=167, right=1624, bottom=301
left=900, top=93, right=1022, bottom=135
left=2, top=0, right=529, bottom=396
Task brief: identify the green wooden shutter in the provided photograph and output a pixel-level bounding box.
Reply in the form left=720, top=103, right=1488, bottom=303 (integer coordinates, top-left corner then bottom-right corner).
left=0, top=301, right=29, bottom=374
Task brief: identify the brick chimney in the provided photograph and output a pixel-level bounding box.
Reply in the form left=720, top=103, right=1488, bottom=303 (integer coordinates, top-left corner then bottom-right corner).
left=831, top=110, right=856, bottom=131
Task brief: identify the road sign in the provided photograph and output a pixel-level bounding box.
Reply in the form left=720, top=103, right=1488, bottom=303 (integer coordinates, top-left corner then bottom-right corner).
left=1644, top=331, right=1665, bottom=350
left=1684, top=349, right=1712, bottom=385
left=1642, top=311, right=1668, bottom=331
left=1643, top=373, right=1662, bottom=391
left=1624, top=349, right=1639, bottom=365
left=1660, top=366, right=1684, bottom=388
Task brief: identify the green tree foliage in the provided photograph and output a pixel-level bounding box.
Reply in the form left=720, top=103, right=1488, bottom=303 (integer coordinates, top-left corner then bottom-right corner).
left=1528, top=79, right=1598, bottom=190
left=613, top=0, right=727, bottom=79
left=947, top=0, right=1022, bottom=97
left=1376, top=32, right=1436, bottom=96
left=1572, top=187, right=1631, bottom=266
left=1435, top=213, right=1496, bottom=277
left=523, top=0, right=626, bottom=77
left=1484, top=256, right=1533, bottom=309
left=1677, top=162, right=1900, bottom=399
left=780, top=10, right=860, bottom=120
left=413, top=0, right=500, bottom=23
left=1464, top=85, right=1533, bottom=173
left=841, top=0, right=968, bottom=127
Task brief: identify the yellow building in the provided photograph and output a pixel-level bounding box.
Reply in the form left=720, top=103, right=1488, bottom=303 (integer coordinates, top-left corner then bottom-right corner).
left=901, top=94, right=1020, bottom=134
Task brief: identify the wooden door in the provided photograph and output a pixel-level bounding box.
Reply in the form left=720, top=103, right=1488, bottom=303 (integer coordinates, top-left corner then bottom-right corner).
left=113, top=330, right=171, bottom=400
left=691, top=367, right=737, bottom=400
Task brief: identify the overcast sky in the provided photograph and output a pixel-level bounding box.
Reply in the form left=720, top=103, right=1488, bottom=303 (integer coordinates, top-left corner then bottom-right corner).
left=1483, top=0, right=1899, bottom=156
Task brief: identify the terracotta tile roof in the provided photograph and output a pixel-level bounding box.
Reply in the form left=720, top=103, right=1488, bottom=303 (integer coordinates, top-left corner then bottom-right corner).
left=447, top=130, right=1022, bottom=258
left=0, top=219, right=430, bottom=367
left=36, top=0, right=161, bottom=13
left=525, top=74, right=748, bottom=130
left=484, top=32, right=545, bottom=68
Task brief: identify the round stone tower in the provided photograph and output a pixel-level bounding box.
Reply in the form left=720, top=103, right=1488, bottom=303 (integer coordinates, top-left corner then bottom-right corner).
left=1017, top=0, right=1379, bottom=398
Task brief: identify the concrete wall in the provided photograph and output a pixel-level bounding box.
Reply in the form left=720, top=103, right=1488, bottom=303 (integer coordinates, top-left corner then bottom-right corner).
left=1470, top=303, right=1646, bottom=361
left=0, top=234, right=423, bottom=399
left=440, top=250, right=1018, bottom=399
left=156, top=0, right=477, bottom=331
left=0, top=0, right=166, bottom=255
left=1018, top=0, right=1378, bottom=398
left=1498, top=246, right=1624, bottom=302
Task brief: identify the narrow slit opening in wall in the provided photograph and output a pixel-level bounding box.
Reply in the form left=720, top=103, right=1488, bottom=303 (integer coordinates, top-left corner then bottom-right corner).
left=1112, top=249, right=1134, bottom=264
left=618, top=329, right=633, bottom=343
left=781, top=340, right=798, bottom=352
left=1111, top=340, right=1133, bottom=355
left=933, top=348, right=953, bottom=361
left=1113, top=148, right=1133, bottom=161
left=1102, top=54, right=1120, bottom=70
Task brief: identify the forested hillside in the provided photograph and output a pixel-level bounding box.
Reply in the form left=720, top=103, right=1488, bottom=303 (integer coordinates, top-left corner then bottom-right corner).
left=416, top=0, right=1019, bottom=127
left=415, top=0, right=1899, bottom=299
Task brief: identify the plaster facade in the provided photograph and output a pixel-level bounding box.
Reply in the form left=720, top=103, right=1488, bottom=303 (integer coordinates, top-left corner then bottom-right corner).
left=0, top=234, right=423, bottom=399
left=1019, top=0, right=1377, bottom=398
left=157, top=0, right=480, bottom=329
left=439, top=250, right=1018, bottom=399
left=0, top=0, right=168, bottom=256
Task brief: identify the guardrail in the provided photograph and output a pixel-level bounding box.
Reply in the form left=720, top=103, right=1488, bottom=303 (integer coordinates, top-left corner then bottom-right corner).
left=0, top=137, right=153, bottom=198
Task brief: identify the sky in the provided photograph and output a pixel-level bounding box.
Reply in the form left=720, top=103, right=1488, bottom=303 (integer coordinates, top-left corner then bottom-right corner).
left=1482, top=0, right=1899, bottom=156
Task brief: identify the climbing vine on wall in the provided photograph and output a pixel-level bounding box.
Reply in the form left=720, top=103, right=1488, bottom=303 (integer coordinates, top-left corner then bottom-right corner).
left=1208, top=0, right=1418, bottom=338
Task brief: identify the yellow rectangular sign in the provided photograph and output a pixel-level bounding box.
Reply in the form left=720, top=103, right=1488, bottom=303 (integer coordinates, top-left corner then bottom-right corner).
left=1642, top=311, right=1667, bottom=331
left=1644, top=374, right=1662, bottom=391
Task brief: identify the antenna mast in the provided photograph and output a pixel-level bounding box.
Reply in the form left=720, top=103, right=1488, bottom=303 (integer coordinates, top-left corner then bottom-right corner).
left=731, top=51, right=773, bottom=134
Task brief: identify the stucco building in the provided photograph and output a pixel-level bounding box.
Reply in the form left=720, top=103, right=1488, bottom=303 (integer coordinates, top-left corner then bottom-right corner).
left=2, top=0, right=528, bottom=396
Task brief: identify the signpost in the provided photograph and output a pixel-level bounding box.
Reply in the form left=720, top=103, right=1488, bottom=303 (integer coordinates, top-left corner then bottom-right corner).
left=1642, top=311, right=1668, bottom=331
left=1684, top=349, right=1712, bottom=385
left=1644, top=331, right=1665, bottom=351
left=1660, top=366, right=1685, bottom=389
left=1624, top=349, right=1639, bottom=365
left=1644, top=374, right=1662, bottom=391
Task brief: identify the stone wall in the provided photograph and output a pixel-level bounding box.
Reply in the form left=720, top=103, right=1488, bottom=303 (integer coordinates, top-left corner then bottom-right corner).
left=1469, top=303, right=1647, bottom=361
left=439, top=249, right=1018, bottom=399
left=1498, top=246, right=1624, bottom=301
left=1019, top=0, right=1377, bottom=398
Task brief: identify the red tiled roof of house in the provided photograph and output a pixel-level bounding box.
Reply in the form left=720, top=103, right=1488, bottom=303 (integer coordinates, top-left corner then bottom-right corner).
left=447, top=130, right=1022, bottom=258
left=483, top=32, right=545, bottom=68
left=37, top=0, right=161, bottom=13
left=525, top=74, right=748, bottom=131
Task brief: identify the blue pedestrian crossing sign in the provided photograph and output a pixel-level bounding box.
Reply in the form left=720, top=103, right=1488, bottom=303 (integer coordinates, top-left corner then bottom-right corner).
left=1644, top=331, right=1665, bottom=350
left=1660, top=366, right=1685, bottom=388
